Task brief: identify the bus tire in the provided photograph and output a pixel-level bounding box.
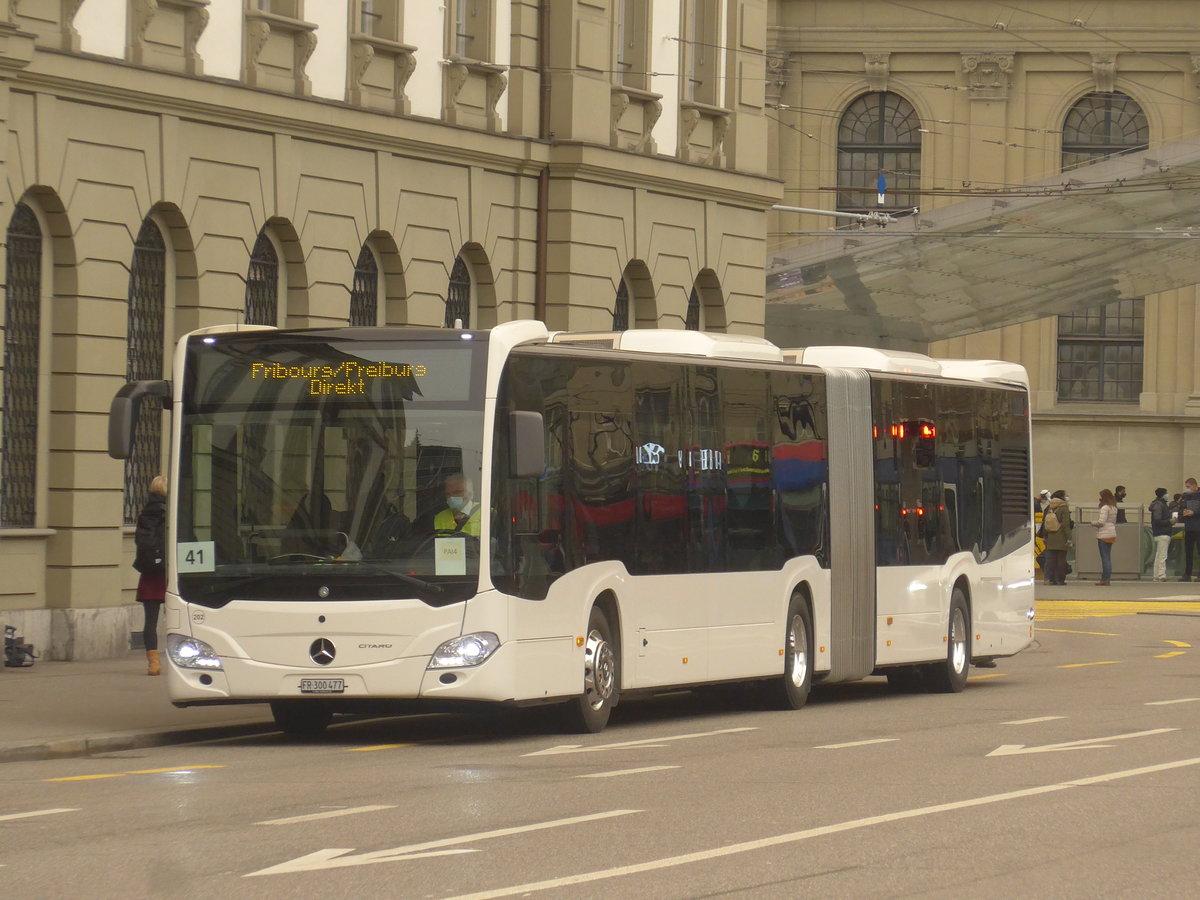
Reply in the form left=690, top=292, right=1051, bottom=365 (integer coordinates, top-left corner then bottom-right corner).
left=270, top=701, right=334, bottom=737
left=767, top=594, right=813, bottom=710
left=562, top=606, right=618, bottom=733
left=922, top=588, right=970, bottom=693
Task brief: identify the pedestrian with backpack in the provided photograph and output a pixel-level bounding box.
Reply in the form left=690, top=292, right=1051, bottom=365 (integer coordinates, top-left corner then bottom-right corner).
left=1041, top=489, right=1073, bottom=585
left=1149, top=487, right=1173, bottom=581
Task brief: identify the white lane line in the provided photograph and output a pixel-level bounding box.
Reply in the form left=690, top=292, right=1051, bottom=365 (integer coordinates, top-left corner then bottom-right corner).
left=256, top=805, right=397, bottom=826
left=524, top=727, right=756, bottom=757
left=441, top=756, right=1200, bottom=900
left=1003, top=716, right=1067, bottom=725
left=576, top=766, right=679, bottom=779
left=814, top=738, right=897, bottom=750
left=0, top=808, right=80, bottom=823
left=1146, top=697, right=1200, bottom=706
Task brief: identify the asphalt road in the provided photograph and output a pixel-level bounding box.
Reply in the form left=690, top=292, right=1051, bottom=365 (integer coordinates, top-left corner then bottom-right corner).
left=2, top=604, right=1198, bottom=899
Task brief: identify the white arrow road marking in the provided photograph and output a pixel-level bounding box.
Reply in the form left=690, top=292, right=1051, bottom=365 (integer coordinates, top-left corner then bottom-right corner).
left=439, top=757, right=1200, bottom=900
left=522, top=727, right=756, bottom=757
left=0, top=808, right=79, bottom=823
left=245, top=809, right=640, bottom=877
left=987, top=727, right=1177, bottom=757
left=256, top=805, right=397, bottom=825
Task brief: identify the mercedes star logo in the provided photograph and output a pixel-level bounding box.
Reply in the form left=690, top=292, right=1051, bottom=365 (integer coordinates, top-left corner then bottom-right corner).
left=309, top=638, right=336, bottom=666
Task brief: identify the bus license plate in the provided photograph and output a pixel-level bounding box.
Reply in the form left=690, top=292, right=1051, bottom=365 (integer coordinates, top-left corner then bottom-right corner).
left=299, top=678, right=345, bottom=694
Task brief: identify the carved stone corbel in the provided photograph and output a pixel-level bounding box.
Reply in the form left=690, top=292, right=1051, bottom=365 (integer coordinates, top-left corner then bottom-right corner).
left=128, top=0, right=158, bottom=65
left=680, top=105, right=701, bottom=150
left=962, top=51, right=1013, bottom=101
left=294, top=29, right=316, bottom=94
left=610, top=88, right=631, bottom=146
left=703, top=112, right=729, bottom=166
left=639, top=98, right=661, bottom=153
left=245, top=18, right=271, bottom=79
left=1092, top=52, right=1116, bottom=93
left=443, top=61, right=468, bottom=116
left=184, top=3, right=208, bottom=74
left=394, top=48, right=416, bottom=112
left=485, top=69, right=507, bottom=131
left=349, top=41, right=375, bottom=93
left=864, top=52, right=890, bottom=92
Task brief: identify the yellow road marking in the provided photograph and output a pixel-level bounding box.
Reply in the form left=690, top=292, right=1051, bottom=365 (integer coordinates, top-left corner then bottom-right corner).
left=968, top=673, right=1007, bottom=680
left=1156, top=651, right=1186, bottom=659
left=1057, top=661, right=1121, bottom=669
left=1037, top=600, right=1200, bottom=621
left=346, top=744, right=416, bottom=752
left=1164, top=640, right=1192, bottom=648
left=1038, top=627, right=1120, bottom=636
left=45, top=765, right=225, bottom=783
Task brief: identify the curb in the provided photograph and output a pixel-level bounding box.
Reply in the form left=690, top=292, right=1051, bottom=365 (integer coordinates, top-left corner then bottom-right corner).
left=0, top=719, right=280, bottom=764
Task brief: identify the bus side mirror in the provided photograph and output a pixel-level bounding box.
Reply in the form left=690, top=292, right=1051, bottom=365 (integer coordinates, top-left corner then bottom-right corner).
left=509, top=410, right=544, bottom=477
left=108, top=380, right=171, bottom=459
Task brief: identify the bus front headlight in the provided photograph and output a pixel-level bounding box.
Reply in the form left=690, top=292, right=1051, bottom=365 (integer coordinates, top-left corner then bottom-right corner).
left=428, top=632, right=500, bottom=669
left=166, top=633, right=223, bottom=670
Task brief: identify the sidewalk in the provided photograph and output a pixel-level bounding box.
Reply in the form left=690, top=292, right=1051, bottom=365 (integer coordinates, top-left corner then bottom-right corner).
left=2, top=578, right=1198, bottom=764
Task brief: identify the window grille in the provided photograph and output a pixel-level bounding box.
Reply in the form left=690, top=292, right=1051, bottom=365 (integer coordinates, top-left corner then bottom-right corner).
left=445, top=256, right=471, bottom=328
left=1, top=203, right=42, bottom=528
left=350, top=245, right=379, bottom=326
left=123, top=219, right=167, bottom=524
left=245, top=231, right=279, bottom=326
left=836, top=92, right=922, bottom=216
left=613, top=280, right=630, bottom=331
left=685, top=287, right=700, bottom=331
left=1057, top=299, right=1144, bottom=402
left=1061, top=92, right=1148, bottom=171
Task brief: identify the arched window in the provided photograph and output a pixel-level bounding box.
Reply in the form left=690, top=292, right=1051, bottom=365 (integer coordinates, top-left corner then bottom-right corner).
left=1, top=203, right=42, bottom=527
left=1061, top=91, right=1148, bottom=170
left=685, top=287, right=701, bottom=331
left=1056, top=93, right=1148, bottom=403
left=837, top=92, right=921, bottom=214
left=245, top=230, right=279, bottom=326
left=446, top=256, right=471, bottom=328
left=613, top=280, right=630, bottom=331
left=124, top=218, right=167, bottom=524
left=349, top=244, right=379, bottom=326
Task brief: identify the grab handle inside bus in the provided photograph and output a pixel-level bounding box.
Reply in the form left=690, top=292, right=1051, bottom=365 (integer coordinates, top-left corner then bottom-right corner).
left=509, top=410, right=545, bottom=477
left=108, top=379, right=171, bottom=460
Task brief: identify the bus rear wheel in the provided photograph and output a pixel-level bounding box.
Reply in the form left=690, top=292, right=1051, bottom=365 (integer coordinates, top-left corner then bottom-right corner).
left=562, top=607, right=618, bottom=733
left=767, top=594, right=813, bottom=710
left=922, top=589, right=970, bottom=693
left=270, top=701, right=334, bottom=737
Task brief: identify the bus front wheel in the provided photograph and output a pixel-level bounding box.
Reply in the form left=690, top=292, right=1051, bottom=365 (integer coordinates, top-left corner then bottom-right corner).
left=562, top=606, right=618, bottom=733
left=270, top=700, right=334, bottom=737
left=767, top=594, right=813, bottom=710
left=922, top=589, right=970, bottom=693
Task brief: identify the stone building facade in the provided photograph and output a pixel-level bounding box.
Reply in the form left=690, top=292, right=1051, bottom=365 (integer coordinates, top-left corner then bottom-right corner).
left=768, top=0, right=1200, bottom=513
left=0, top=0, right=776, bottom=658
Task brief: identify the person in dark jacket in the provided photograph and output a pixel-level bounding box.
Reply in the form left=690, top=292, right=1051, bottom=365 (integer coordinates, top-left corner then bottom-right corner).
left=1179, top=477, right=1200, bottom=582
left=133, top=475, right=168, bottom=675
left=1148, top=487, right=1173, bottom=582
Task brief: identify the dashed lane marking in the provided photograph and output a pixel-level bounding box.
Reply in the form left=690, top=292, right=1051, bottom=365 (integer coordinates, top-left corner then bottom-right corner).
left=814, top=738, right=898, bottom=750
left=577, top=766, right=680, bottom=779
left=1156, top=651, right=1187, bottom=659
left=44, top=765, right=224, bottom=783
left=968, top=672, right=1006, bottom=680
left=0, top=808, right=79, bottom=822
left=1003, top=716, right=1067, bottom=725
left=1056, top=661, right=1120, bottom=669
left=1146, top=698, right=1200, bottom=706
left=1037, top=627, right=1120, bottom=636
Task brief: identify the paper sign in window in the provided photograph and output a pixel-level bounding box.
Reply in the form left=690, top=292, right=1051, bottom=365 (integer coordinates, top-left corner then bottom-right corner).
left=435, top=536, right=467, bottom=575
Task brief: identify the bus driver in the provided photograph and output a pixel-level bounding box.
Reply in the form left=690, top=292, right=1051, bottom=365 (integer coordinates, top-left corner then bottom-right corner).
left=435, top=472, right=481, bottom=536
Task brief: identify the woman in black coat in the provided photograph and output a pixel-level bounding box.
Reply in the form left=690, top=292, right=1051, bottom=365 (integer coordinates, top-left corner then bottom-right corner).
left=133, top=475, right=168, bottom=675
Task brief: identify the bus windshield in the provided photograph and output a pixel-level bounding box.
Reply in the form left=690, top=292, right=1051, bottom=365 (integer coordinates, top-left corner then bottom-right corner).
left=176, top=330, right=487, bottom=607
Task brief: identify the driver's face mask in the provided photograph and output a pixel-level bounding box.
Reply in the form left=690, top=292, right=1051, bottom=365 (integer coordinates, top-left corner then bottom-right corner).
left=447, top=496, right=468, bottom=512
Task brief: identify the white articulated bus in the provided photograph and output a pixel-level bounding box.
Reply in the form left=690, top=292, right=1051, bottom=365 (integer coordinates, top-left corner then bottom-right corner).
left=109, top=321, right=1035, bottom=735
